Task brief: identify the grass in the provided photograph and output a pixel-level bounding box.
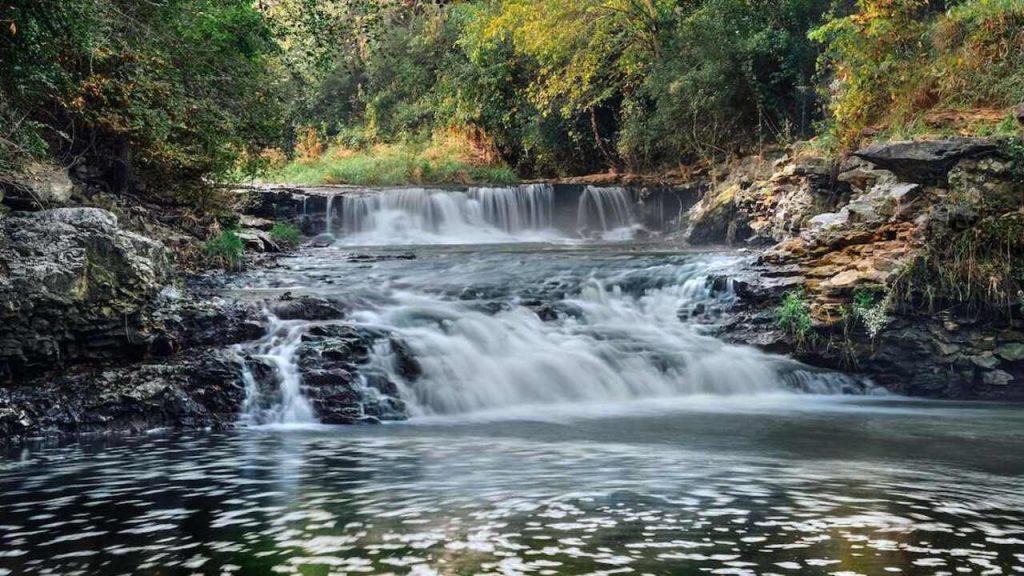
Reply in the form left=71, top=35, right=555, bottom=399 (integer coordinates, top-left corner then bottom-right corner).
left=776, top=289, right=813, bottom=345
left=270, top=222, right=302, bottom=248
left=203, top=230, right=245, bottom=271
left=262, top=140, right=518, bottom=186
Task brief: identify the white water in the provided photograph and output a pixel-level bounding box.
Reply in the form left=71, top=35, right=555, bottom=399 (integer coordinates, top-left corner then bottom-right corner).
left=344, top=254, right=862, bottom=418
left=316, top=185, right=647, bottom=245
left=239, top=315, right=316, bottom=425
left=577, top=185, right=633, bottom=235
left=324, top=185, right=559, bottom=245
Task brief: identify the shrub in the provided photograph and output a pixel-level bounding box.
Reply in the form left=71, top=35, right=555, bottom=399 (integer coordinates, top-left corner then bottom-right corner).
left=270, top=222, right=302, bottom=248
left=812, top=0, right=1024, bottom=149
left=852, top=288, right=890, bottom=339
left=295, top=127, right=325, bottom=165
left=203, top=230, right=245, bottom=271
left=776, top=289, right=813, bottom=343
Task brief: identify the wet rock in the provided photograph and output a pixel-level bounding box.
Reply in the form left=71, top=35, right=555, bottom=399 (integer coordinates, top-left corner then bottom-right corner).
left=996, top=342, right=1024, bottom=362
left=983, top=370, right=1014, bottom=386
left=390, top=336, right=422, bottom=380
left=271, top=296, right=346, bottom=321
left=0, top=208, right=171, bottom=381
left=0, top=349, right=245, bottom=442
left=853, top=138, right=998, bottom=184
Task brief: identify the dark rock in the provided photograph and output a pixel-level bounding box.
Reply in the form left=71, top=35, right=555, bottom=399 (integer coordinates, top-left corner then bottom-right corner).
left=0, top=349, right=245, bottom=443
left=853, top=138, right=999, bottom=184
left=0, top=208, right=171, bottom=382
left=271, top=296, right=346, bottom=321
left=390, top=336, right=422, bottom=380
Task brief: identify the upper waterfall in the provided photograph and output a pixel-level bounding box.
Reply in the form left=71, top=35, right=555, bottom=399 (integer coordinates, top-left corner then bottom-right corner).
left=328, top=185, right=559, bottom=245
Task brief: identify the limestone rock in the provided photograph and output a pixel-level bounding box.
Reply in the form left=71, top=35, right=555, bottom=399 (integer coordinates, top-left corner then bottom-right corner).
left=0, top=161, right=74, bottom=210
left=853, top=138, right=998, bottom=184
left=0, top=208, right=171, bottom=380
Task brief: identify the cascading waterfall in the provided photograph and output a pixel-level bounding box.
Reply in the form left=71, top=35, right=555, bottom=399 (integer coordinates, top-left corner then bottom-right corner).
left=577, top=186, right=633, bottom=235
left=351, top=256, right=865, bottom=418
left=239, top=315, right=316, bottom=425
left=331, top=185, right=557, bottom=245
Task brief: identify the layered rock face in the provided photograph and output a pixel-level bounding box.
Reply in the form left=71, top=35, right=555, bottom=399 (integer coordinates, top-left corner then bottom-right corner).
left=0, top=208, right=170, bottom=380
left=686, top=138, right=1024, bottom=399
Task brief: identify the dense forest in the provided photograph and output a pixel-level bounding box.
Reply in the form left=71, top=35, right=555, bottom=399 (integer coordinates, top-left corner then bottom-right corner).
left=1, top=0, right=1022, bottom=194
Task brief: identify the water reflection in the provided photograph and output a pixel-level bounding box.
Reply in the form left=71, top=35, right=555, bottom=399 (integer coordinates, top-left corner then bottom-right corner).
left=2, top=401, right=1024, bottom=575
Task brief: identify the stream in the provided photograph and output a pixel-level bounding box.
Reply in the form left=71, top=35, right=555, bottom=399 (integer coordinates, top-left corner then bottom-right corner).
left=1, top=186, right=1023, bottom=575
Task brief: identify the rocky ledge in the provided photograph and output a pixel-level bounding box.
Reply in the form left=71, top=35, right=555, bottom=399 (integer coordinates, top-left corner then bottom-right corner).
left=0, top=205, right=408, bottom=443
left=684, top=137, right=1024, bottom=399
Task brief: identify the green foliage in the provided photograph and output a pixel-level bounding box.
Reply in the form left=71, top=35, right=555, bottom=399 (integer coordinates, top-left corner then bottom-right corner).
left=266, top=141, right=517, bottom=187
left=271, top=0, right=838, bottom=176
left=0, top=0, right=284, bottom=199
left=776, top=289, right=813, bottom=343
left=812, top=0, right=1024, bottom=149
left=270, top=222, right=302, bottom=249
left=203, top=230, right=245, bottom=271
left=896, top=212, right=1024, bottom=318
left=852, top=288, right=890, bottom=338
left=1005, top=137, right=1024, bottom=184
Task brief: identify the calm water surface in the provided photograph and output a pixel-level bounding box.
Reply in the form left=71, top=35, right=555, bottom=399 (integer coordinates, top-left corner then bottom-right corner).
left=2, top=398, right=1024, bottom=575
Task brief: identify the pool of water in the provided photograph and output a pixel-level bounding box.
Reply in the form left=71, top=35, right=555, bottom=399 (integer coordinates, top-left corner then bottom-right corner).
left=2, top=397, right=1024, bottom=575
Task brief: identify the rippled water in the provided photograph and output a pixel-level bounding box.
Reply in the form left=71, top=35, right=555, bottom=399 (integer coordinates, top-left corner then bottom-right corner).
left=6, top=195, right=1023, bottom=574
left=3, top=399, right=1024, bottom=575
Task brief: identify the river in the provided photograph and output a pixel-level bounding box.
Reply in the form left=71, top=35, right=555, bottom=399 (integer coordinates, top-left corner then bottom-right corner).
left=2, top=186, right=1023, bottom=575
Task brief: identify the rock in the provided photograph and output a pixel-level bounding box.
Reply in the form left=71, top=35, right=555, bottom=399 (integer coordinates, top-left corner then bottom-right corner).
left=239, top=215, right=275, bottom=231
left=0, top=161, right=74, bottom=210
left=271, top=296, right=346, bottom=321
left=853, top=138, right=999, bottom=184
left=969, top=354, right=1000, bottom=370
left=996, top=342, right=1024, bottom=362
left=1015, top=104, right=1024, bottom=127
left=982, top=370, right=1013, bottom=386
left=0, top=208, right=171, bottom=381
left=237, top=229, right=280, bottom=252
left=0, top=349, right=246, bottom=441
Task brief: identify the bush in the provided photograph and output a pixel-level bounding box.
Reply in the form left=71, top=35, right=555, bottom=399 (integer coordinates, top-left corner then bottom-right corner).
left=270, top=222, right=302, bottom=248
left=203, top=230, right=245, bottom=271
left=0, top=0, right=285, bottom=201
left=776, top=289, right=813, bottom=344
left=811, top=0, right=1024, bottom=149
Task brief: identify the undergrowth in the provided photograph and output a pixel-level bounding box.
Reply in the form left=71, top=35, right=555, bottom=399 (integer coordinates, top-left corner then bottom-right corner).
left=776, top=289, right=814, bottom=345
left=262, top=134, right=518, bottom=186
left=203, top=230, right=245, bottom=271
left=270, top=222, right=302, bottom=248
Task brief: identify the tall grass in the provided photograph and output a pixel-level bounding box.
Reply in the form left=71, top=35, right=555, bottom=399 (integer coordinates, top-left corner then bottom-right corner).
left=263, top=140, right=518, bottom=186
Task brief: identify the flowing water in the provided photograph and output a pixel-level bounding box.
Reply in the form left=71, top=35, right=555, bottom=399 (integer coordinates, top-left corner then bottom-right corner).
left=3, top=187, right=1023, bottom=575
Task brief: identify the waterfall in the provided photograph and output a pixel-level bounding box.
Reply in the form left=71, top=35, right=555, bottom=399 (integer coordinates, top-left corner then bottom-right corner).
left=334, top=185, right=557, bottom=245
left=325, top=194, right=335, bottom=236
left=577, top=186, right=633, bottom=235
left=239, top=315, right=316, bottom=425
left=351, top=257, right=865, bottom=419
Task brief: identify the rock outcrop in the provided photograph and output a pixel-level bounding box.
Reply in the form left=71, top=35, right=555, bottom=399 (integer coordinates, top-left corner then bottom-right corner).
left=0, top=208, right=171, bottom=380
left=687, top=137, right=1024, bottom=399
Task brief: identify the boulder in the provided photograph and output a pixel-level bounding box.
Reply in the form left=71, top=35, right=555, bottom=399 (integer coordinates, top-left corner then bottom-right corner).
left=0, top=161, right=74, bottom=210
left=0, top=208, right=171, bottom=381
left=237, top=229, right=280, bottom=252
left=853, top=138, right=999, bottom=184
